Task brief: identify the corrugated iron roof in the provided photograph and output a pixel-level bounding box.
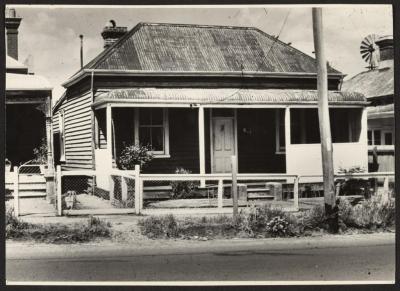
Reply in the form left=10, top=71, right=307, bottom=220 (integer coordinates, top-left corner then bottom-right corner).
left=78, top=22, right=341, bottom=75
left=94, top=88, right=366, bottom=107
left=367, top=103, right=394, bottom=118
left=6, top=73, right=52, bottom=91
left=342, top=60, right=394, bottom=98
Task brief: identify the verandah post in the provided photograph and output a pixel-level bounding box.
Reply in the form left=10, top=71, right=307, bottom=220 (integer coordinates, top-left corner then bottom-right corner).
left=106, top=104, right=113, bottom=170
left=13, top=166, right=19, bottom=217
left=198, top=106, right=206, bottom=188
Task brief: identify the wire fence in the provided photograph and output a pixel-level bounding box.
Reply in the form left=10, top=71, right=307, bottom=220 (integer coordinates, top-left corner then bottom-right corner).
left=54, top=165, right=395, bottom=216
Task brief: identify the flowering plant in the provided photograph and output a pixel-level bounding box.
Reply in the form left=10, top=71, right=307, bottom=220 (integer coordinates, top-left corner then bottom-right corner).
left=266, top=216, right=289, bottom=237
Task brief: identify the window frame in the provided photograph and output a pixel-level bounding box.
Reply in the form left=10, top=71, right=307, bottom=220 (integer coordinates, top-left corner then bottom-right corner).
left=134, top=108, right=170, bottom=158
left=275, top=110, right=286, bottom=154
left=58, top=110, right=66, bottom=162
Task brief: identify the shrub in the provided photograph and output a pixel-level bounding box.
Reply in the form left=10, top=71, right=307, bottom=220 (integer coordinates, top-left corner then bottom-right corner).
left=138, top=214, right=179, bottom=239
left=266, top=216, right=290, bottom=237
left=32, top=138, right=48, bottom=164
left=5, top=208, right=31, bottom=239
left=301, top=205, right=327, bottom=230
left=118, top=143, right=154, bottom=170
left=6, top=214, right=112, bottom=243
left=351, top=196, right=395, bottom=229
left=170, top=168, right=196, bottom=199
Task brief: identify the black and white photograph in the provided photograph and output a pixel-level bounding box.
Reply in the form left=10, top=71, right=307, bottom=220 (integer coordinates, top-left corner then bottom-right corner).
left=4, top=3, right=395, bottom=285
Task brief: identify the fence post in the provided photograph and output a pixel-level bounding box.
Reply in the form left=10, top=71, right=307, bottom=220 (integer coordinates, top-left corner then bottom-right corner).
left=109, top=173, right=115, bottom=203
left=121, top=176, right=128, bottom=201
left=293, top=176, right=299, bottom=211
left=217, top=179, right=223, bottom=209
left=383, top=176, right=389, bottom=202
left=231, top=156, right=238, bottom=220
left=134, top=164, right=141, bottom=214
left=56, top=165, right=62, bottom=216
left=13, top=166, right=19, bottom=217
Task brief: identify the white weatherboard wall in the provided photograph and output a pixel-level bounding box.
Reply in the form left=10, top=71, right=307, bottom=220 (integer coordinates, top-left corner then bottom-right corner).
left=286, top=143, right=368, bottom=182
left=95, top=149, right=110, bottom=191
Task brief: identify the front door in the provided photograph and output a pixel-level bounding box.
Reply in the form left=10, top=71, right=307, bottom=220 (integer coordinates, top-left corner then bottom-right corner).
left=212, top=118, right=235, bottom=173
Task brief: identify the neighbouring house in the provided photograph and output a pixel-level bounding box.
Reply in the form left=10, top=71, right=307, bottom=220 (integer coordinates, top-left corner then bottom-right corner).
left=342, top=35, right=394, bottom=172
left=5, top=8, right=55, bottom=201
left=52, top=20, right=368, bottom=193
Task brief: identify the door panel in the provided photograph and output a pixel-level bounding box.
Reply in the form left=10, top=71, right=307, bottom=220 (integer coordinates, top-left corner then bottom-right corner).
left=212, top=118, right=235, bottom=173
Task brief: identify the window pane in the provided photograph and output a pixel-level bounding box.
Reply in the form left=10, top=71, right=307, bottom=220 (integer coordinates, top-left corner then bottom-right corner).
left=139, top=108, right=151, bottom=125
left=384, top=132, right=393, bottom=145
left=279, top=110, right=285, bottom=149
left=374, top=130, right=381, bottom=145
left=151, top=127, right=164, bottom=151
left=151, top=108, right=163, bottom=125
left=139, top=127, right=151, bottom=146
left=367, top=130, right=372, bottom=145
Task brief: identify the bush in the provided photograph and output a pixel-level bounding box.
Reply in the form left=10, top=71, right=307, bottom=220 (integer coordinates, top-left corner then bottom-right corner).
left=118, top=143, right=154, bottom=170
left=5, top=208, right=31, bottom=239
left=32, top=138, right=48, bottom=164
left=266, top=216, right=290, bottom=237
left=351, top=196, right=395, bottom=229
left=170, top=168, right=196, bottom=199
left=301, top=204, right=327, bottom=230
left=6, top=214, right=112, bottom=243
left=138, top=214, right=179, bottom=239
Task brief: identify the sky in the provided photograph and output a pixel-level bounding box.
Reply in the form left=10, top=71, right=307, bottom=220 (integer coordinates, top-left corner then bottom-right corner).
left=7, top=5, right=393, bottom=101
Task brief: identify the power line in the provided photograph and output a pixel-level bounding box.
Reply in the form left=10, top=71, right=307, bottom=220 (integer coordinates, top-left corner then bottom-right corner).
left=216, top=8, right=292, bottom=104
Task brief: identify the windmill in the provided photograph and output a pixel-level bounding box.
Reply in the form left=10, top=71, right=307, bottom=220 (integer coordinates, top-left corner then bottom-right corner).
left=360, top=34, right=380, bottom=70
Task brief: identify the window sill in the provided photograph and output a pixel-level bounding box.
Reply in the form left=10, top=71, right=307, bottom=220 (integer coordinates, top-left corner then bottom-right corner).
left=152, top=154, right=171, bottom=159
left=275, top=151, right=286, bottom=155
left=368, top=145, right=395, bottom=152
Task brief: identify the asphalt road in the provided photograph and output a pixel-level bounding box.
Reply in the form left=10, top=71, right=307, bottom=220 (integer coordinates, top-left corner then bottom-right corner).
left=6, top=233, right=395, bottom=284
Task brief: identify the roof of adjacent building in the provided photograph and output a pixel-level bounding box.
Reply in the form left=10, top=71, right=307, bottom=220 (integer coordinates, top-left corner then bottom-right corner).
left=342, top=60, right=394, bottom=98
left=367, top=103, right=394, bottom=119
left=6, top=55, right=27, bottom=69
left=64, top=22, right=342, bottom=87
left=93, top=88, right=366, bottom=107
left=6, top=73, right=53, bottom=91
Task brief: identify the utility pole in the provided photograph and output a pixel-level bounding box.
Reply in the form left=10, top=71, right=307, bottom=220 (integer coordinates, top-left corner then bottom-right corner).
left=312, top=8, right=338, bottom=233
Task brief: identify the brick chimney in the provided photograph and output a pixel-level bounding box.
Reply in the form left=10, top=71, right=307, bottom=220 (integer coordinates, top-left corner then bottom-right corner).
left=5, top=8, right=22, bottom=60
left=101, top=20, right=127, bottom=49
left=375, top=35, right=393, bottom=62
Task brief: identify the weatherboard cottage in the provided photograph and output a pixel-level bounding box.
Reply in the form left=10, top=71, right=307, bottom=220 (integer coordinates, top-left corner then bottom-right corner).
left=52, top=20, right=368, bottom=193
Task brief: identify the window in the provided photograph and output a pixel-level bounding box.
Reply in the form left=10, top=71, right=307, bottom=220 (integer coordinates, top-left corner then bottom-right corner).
left=368, top=129, right=393, bottom=146
left=291, top=108, right=321, bottom=144
left=59, top=110, right=66, bottom=162
left=135, top=108, right=169, bottom=156
left=275, top=110, right=285, bottom=153
left=384, top=132, right=393, bottom=145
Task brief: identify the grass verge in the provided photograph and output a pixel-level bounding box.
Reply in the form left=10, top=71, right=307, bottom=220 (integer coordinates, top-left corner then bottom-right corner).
left=138, top=195, right=395, bottom=240
left=6, top=209, right=112, bottom=243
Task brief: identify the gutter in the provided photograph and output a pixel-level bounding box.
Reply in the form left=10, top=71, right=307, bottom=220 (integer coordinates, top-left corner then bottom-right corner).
left=62, top=69, right=345, bottom=88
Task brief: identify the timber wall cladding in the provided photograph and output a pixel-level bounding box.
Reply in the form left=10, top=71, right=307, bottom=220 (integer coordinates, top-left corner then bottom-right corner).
left=53, top=91, right=94, bottom=170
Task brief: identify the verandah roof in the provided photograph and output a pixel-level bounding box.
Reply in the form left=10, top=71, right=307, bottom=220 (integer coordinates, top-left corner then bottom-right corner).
left=93, top=88, right=367, bottom=108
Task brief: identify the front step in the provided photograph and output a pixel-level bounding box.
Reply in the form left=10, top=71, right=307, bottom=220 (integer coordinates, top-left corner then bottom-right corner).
left=5, top=173, right=47, bottom=198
